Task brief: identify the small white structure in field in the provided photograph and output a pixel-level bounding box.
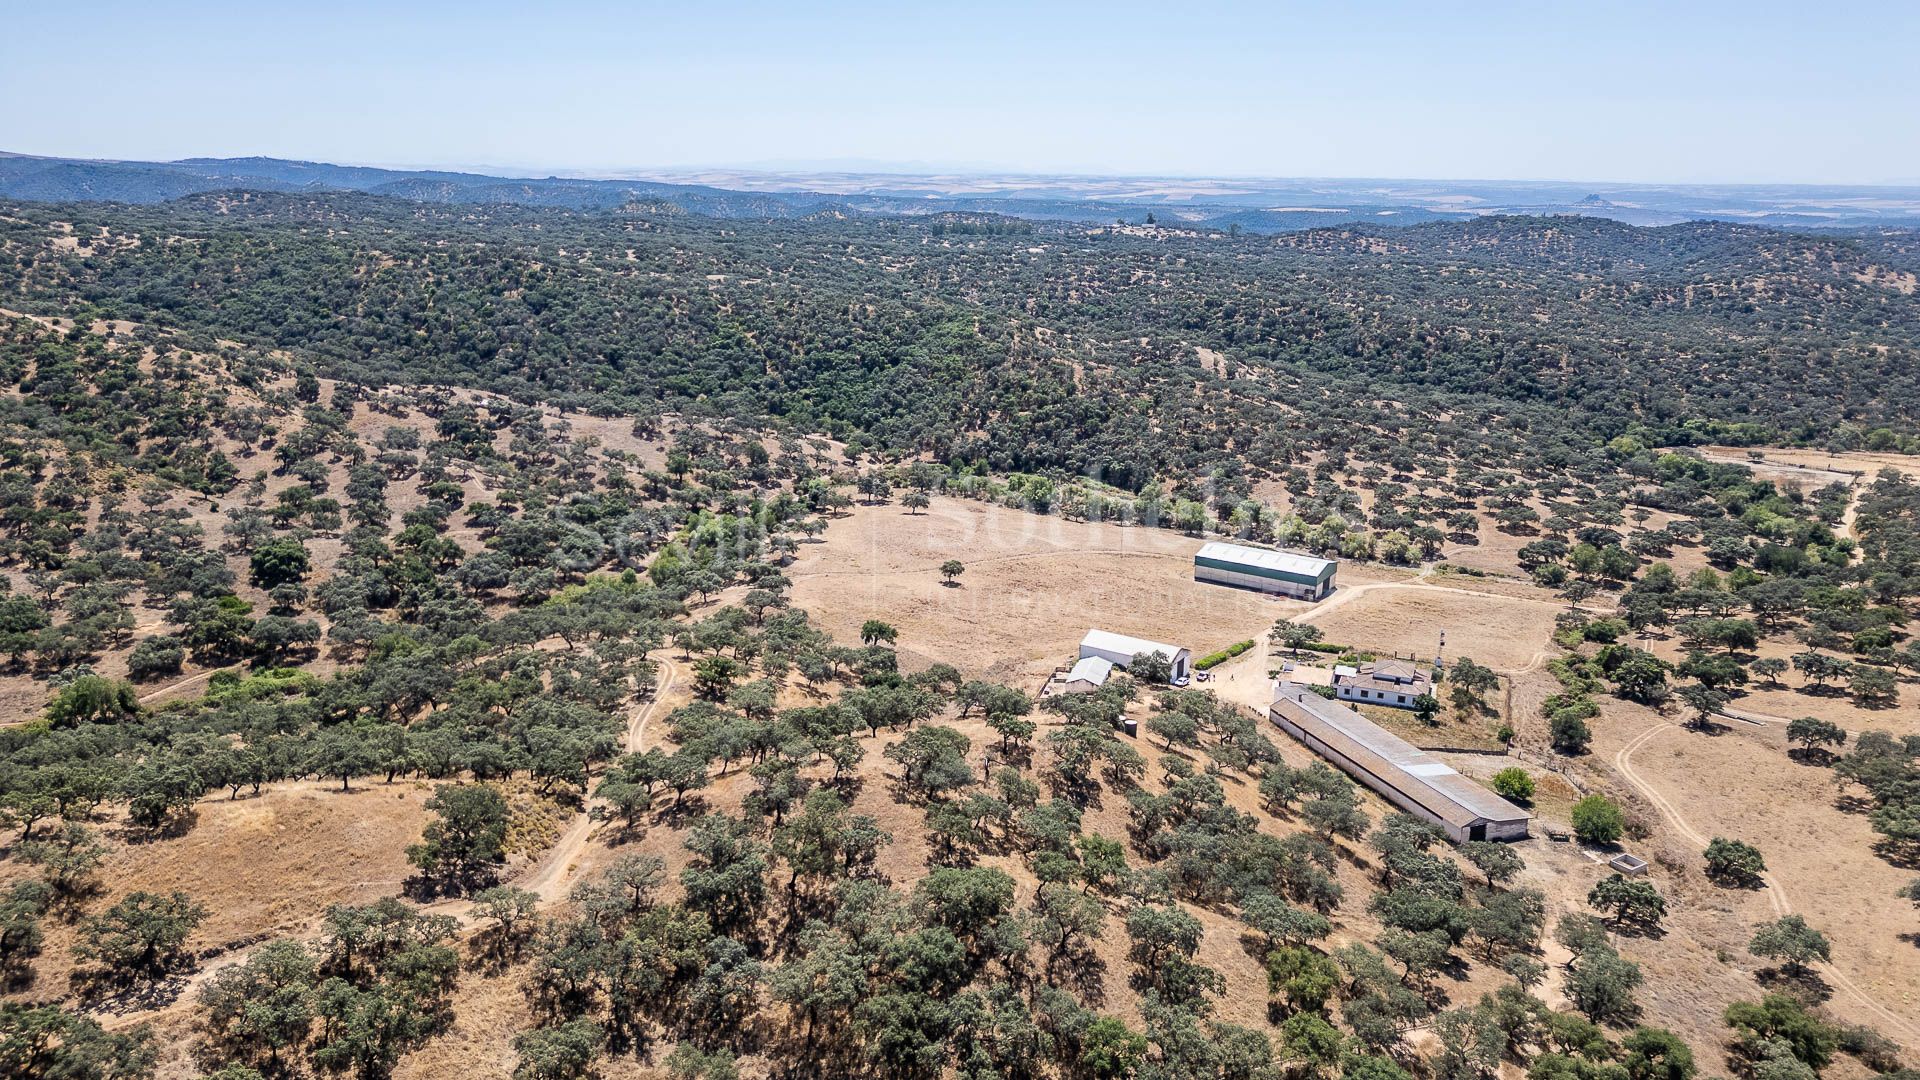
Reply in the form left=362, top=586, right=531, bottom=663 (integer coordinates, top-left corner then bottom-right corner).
left=1194, top=540, right=1337, bottom=600
left=1608, top=853, right=1649, bottom=876
left=1060, top=656, right=1115, bottom=693
left=1078, top=629, right=1191, bottom=685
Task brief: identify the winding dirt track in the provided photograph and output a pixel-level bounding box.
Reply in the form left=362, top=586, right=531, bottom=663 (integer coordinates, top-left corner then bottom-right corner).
left=1614, top=721, right=1920, bottom=1041
left=455, top=655, right=679, bottom=909
left=163, top=655, right=678, bottom=1009
left=136, top=665, right=234, bottom=704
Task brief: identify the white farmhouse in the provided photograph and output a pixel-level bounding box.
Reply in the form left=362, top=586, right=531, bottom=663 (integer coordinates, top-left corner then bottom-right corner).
left=1332, top=659, right=1434, bottom=709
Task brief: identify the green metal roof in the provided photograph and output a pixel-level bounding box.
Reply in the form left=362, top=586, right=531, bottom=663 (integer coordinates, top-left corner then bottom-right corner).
left=1195, top=552, right=1333, bottom=587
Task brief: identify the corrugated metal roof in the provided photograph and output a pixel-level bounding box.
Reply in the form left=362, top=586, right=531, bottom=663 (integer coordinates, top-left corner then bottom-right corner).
left=1066, top=656, right=1114, bottom=685
left=1196, top=541, right=1336, bottom=579
left=1269, top=683, right=1528, bottom=830
left=1080, top=629, right=1188, bottom=661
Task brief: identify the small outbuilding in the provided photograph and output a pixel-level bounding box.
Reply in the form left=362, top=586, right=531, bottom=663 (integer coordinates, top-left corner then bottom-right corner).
left=1194, top=541, right=1337, bottom=601
left=1269, top=682, right=1529, bottom=843
left=1079, top=629, right=1191, bottom=685
left=1059, top=655, right=1115, bottom=693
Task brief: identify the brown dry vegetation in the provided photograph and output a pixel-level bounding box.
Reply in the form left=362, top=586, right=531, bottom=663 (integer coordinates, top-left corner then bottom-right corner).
left=787, top=499, right=1315, bottom=686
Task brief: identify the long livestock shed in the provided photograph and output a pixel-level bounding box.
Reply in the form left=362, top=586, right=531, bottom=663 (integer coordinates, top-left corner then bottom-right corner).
left=1269, top=682, right=1529, bottom=842
left=1194, top=541, right=1337, bottom=600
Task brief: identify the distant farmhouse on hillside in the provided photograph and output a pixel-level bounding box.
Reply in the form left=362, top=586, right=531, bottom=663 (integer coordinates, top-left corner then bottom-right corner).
left=1332, top=659, right=1434, bottom=710
left=1270, top=682, right=1528, bottom=843
left=1194, top=541, right=1337, bottom=601
left=1077, top=629, right=1192, bottom=685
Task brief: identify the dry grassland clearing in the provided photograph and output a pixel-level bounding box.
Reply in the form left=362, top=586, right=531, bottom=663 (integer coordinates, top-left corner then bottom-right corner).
left=1540, top=631, right=1920, bottom=1051
left=1303, top=577, right=1563, bottom=673
left=0, top=784, right=435, bottom=1074
left=787, top=500, right=1314, bottom=685
left=0, top=783, right=432, bottom=955
left=1593, top=708, right=1920, bottom=1045
left=788, top=498, right=1576, bottom=688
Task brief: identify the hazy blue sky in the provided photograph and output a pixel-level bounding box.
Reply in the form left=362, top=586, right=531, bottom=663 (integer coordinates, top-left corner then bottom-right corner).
left=6, top=1, right=1917, bottom=184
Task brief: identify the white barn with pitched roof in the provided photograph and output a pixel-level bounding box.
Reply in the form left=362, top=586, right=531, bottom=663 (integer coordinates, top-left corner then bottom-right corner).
left=1078, top=629, right=1191, bottom=684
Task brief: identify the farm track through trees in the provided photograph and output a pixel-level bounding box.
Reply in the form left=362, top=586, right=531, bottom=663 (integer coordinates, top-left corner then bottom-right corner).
left=155, top=654, right=679, bottom=1018
left=1614, top=721, right=1920, bottom=1040
left=136, top=666, right=238, bottom=705
left=460, top=655, right=680, bottom=908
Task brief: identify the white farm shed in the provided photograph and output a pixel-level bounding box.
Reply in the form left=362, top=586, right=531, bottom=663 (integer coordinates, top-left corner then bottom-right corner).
left=1078, top=629, right=1191, bottom=684
left=1269, top=682, right=1529, bottom=842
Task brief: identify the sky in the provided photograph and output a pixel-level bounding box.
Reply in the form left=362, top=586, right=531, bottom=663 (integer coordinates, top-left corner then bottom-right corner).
left=5, top=1, right=1918, bottom=185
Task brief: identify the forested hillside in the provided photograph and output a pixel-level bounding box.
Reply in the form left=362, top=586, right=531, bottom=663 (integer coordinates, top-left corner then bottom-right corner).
left=4, top=198, right=1919, bottom=490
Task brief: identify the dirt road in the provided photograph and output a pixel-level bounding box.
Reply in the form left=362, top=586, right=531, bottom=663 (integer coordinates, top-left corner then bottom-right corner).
left=512, top=657, right=679, bottom=904
left=137, top=666, right=235, bottom=704
left=155, top=655, right=678, bottom=1016
left=1614, top=720, right=1920, bottom=1040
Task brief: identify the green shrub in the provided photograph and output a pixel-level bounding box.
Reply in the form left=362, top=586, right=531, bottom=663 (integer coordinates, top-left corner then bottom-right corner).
left=1550, top=710, right=1594, bottom=755
left=1571, top=795, right=1625, bottom=844
left=126, top=636, right=185, bottom=681
left=1491, top=767, right=1536, bottom=803
left=205, top=667, right=320, bottom=704
left=1583, top=618, right=1631, bottom=644
left=45, top=676, right=140, bottom=727
left=1195, top=640, right=1256, bottom=670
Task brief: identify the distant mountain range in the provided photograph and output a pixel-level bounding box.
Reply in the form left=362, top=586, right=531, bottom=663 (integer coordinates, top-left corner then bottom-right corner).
left=6, top=151, right=1920, bottom=232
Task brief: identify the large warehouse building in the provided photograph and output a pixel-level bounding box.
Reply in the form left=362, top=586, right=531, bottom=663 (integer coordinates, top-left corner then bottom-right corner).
left=1194, top=541, right=1337, bottom=601
left=1269, top=682, right=1529, bottom=842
